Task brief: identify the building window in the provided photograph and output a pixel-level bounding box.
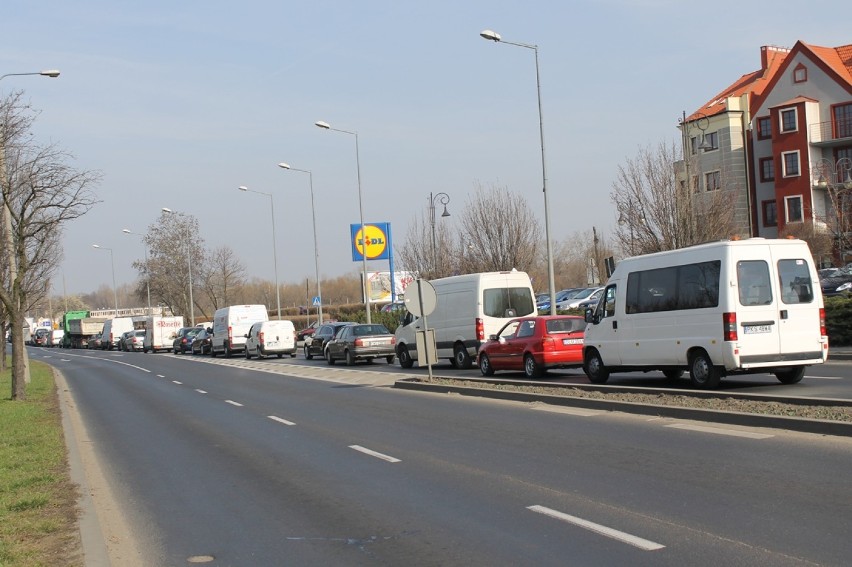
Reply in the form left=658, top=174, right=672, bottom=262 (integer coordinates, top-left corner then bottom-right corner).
left=834, top=103, right=852, bottom=139
left=785, top=195, right=803, bottom=223
left=757, top=116, right=772, bottom=140
left=703, top=131, right=719, bottom=151
left=781, top=151, right=800, bottom=177
left=759, top=157, right=775, bottom=182
left=793, top=64, right=807, bottom=83
left=690, top=136, right=699, bottom=155
left=763, top=200, right=777, bottom=227
left=780, top=108, right=798, bottom=133
left=705, top=171, right=721, bottom=191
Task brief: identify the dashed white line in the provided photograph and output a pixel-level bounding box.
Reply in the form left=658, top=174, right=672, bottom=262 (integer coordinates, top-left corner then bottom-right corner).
left=268, top=415, right=296, bottom=426
left=805, top=375, right=843, bottom=380
left=527, top=505, right=665, bottom=551
left=225, top=400, right=243, bottom=407
left=349, top=445, right=401, bottom=463
left=665, top=423, right=774, bottom=439
left=156, top=374, right=165, bottom=378
left=172, top=380, right=183, bottom=385
left=195, top=389, right=207, bottom=394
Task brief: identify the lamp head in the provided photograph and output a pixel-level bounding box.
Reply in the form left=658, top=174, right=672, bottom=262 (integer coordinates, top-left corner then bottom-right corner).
left=315, top=121, right=330, bottom=129
left=40, top=70, right=60, bottom=78
left=480, top=29, right=501, bottom=42
left=441, top=206, right=450, bottom=218
left=162, top=207, right=173, bottom=214
left=238, top=185, right=248, bottom=192
left=278, top=162, right=291, bottom=170
left=92, top=244, right=100, bottom=249
left=122, top=229, right=131, bottom=234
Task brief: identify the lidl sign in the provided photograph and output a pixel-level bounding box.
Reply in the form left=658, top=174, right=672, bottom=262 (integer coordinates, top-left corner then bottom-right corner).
left=350, top=222, right=391, bottom=261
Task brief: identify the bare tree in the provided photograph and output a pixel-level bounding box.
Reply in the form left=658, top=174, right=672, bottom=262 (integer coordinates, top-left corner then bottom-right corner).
left=1, top=91, right=100, bottom=399
left=611, top=141, right=736, bottom=257
left=197, top=245, right=246, bottom=315
left=395, top=211, right=458, bottom=280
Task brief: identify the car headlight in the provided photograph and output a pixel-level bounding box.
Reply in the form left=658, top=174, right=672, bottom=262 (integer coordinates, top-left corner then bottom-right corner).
left=837, top=282, right=852, bottom=292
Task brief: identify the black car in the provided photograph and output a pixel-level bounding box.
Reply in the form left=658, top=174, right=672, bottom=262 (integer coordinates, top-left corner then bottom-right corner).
left=303, top=322, right=355, bottom=360
left=172, top=327, right=201, bottom=354
left=820, top=266, right=852, bottom=297
left=191, top=328, right=213, bottom=355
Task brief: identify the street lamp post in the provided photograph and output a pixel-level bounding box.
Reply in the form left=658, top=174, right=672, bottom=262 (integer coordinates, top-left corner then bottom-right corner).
left=92, top=244, right=118, bottom=315
left=161, top=207, right=194, bottom=326
left=480, top=30, right=556, bottom=315
left=428, top=192, right=451, bottom=274
left=122, top=229, right=152, bottom=315
left=315, top=120, right=371, bottom=324
left=238, top=186, right=281, bottom=320
left=278, top=163, right=323, bottom=325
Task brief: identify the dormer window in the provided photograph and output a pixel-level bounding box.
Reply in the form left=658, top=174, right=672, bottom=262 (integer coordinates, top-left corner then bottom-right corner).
left=793, top=63, right=807, bottom=84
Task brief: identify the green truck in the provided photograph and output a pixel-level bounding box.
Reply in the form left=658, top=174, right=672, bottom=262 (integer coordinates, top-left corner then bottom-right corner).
left=60, top=310, right=99, bottom=348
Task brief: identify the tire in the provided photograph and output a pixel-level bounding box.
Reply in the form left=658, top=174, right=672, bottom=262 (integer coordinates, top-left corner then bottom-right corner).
left=345, top=349, right=355, bottom=366
left=453, top=344, right=473, bottom=369
left=327, top=350, right=335, bottom=365
left=479, top=353, right=494, bottom=376
left=775, top=366, right=805, bottom=384
left=524, top=354, right=544, bottom=379
left=304, top=345, right=313, bottom=360
left=245, top=347, right=251, bottom=360
left=689, top=350, right=721, bottom=389
left=278, top=353, right=284, bottom=359
left=385, top=355, right=395, bottom=364
left=211, top=348, right=217, bottom=358
left=289, top=352, right=296, bottom=358
left=225, top=343, right=232, bottom=358
left=398, top=345, right=413, bottom=369
left=584, top=349, right=610, bottom=384
left=663, top=369, right=684, bottom=380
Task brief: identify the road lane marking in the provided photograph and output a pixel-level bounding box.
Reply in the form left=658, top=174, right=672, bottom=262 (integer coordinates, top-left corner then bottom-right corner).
left=665, top=423, right=773, bottom=439
left=532, top=405, right=603, bottom=417
left=225, top=400, right=243, bottom=407
left=195, top=389, right=207, bottom=394
left=805, top=375, right=843, bottom=380
left=61, top=359, right=71, bottom=362
left=268, top=415, right=296, bottom=426
left=172, top=380, right=183, bottom=385
left=157, top=374, right=165, bottom=378
left=349, top=445, right=401, bottom=463
left=527, top=505, right=665, bottom=551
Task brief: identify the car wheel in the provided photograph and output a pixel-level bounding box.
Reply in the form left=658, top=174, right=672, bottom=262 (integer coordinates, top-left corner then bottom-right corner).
left=327, top=350, right=335, bottom=365
left=453, top=344, right=473, bottom=369
left=245, top=347, right=251, bottom=359
left=304, top=345, right=313, bottom=360
left=524, top=354, right=543, bottom=379
left=584, top=349, right=610, bottom=384
left=345, top=349, right=355, bottom=366
left=211, top=348, right=217, bottom=357
left=689, top=350, right=721, bottom=389
left=479, top=353, right=494, bottom=376
left=775, top=366, right=805, bottom=384
left=398, top=345, right=413, bottom=369
left=289, top=352, right=296, bottom=358
left=385, top=355, right=395, bottom=364
left=225, top=343, right=232, bottom=358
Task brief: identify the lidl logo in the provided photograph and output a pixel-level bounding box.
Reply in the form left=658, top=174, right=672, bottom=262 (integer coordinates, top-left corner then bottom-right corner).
left=351, top=222, right=391, bottom=261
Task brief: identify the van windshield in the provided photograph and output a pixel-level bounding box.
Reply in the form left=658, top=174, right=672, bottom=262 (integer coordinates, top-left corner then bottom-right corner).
left=483, top=287, right=535, bottom=317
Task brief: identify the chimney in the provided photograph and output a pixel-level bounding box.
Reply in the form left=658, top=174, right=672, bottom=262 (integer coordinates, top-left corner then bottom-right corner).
left=761, top=45, right=791, bottom=70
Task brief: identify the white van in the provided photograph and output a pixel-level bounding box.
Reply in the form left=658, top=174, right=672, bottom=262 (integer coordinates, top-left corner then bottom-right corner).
left=143, top=315, right=184, bottom=353
left=394, top=270, right=537, bottom=369
left=101, top=317, right=134, bottom=350
left=244, top=320, right=297, bottom=359
left=583, top=238, right=828, bottom=389
left=211, top=305, right=269, bottom=357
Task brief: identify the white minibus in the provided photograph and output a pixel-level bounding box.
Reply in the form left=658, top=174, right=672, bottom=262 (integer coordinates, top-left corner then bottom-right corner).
left=583, top=238, right=828, bottom=389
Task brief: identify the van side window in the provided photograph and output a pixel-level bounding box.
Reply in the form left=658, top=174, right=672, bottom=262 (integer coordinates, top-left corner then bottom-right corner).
left=737, top=260, right=772, bottom=305
left=599, top=285, right=617, bottom=318
left=777, top=259, right=814, bottom=304
left=625, top=261, right=720, bottom=314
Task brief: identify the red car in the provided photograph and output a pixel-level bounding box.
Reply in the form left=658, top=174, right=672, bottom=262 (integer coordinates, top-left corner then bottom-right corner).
left=477, top=315, right=585, bottom=378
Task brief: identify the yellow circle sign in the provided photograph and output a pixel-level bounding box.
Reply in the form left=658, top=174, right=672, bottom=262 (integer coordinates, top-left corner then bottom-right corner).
left=354, top=224, right=388, bottom=259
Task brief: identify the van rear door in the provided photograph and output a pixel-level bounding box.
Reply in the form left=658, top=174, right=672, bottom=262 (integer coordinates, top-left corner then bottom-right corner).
left=734, top=246, right=782, bottom=364
left=772, top=253, right=824, bottom=361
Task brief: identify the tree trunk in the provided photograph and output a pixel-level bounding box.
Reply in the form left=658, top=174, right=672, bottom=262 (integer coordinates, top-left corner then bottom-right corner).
left=10, top=305, right=28, bottom=399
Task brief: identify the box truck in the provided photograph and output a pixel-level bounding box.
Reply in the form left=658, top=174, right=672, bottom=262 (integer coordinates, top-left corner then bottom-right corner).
left=143, top=316, right=184, bottom=353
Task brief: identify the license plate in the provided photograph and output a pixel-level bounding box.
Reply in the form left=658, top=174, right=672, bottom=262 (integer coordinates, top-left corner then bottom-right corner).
left=562, top=338, right=583, bottom=345
left=743, top=325, right=772, bottom=334
left=266, top=341, right=279, bottom=347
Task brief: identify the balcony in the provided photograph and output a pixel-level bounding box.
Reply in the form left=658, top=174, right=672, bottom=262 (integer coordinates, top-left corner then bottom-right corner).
left=810, top=118, right=852, bottom=147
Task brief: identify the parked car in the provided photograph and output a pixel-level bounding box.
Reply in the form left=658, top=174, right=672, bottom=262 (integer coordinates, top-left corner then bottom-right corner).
left=90, top=332, right=103, bottom=350
left=820, top=265, right=852, bottom=297
left=122, top=329, right=146, bottom=352
left=477, top=315, right=585, bottom=378
left=819, top=267, right=841, bottom=280
left=244, top=320, right=297, bottom=359
left=539, top=288, right=581, bottom=312
left=380, top=302, right=406, bottom=313
left=32, top=328, right=51, bottom=346
left=297, top=321, right=321, bottom=341
left=557, top=287, right=604, bottom=310
left=118, top=330, right=135, bottom=351
left=326, top=323, right=396, bottom=365
left=191, top=328, right=213, bottom=355
left=574, top=287, right=605, bottom=312
left=172, top=327, right=202, bottom=354
left=304, top=322, right=355, bottom=360
left=47, top=329, right=65, bottom=347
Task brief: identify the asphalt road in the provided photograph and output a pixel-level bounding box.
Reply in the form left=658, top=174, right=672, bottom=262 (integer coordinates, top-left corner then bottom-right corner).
left=36, top=347, right=852, bottom=565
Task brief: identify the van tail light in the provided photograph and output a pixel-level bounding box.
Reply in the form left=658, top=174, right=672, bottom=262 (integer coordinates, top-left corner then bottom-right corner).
left=259, top=331, right=264, bottom=345
left=723, top=312, right=737, bottom=341
left=390, top=336, right=396, bottom=345
left=228, top=326, right=233, bottom=343
left=819, top=308, right=827, bottom=337
left=476, top=318, right=484, bottom=341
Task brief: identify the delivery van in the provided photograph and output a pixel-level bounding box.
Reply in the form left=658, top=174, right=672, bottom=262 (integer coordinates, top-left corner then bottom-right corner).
left=582, top=238, right=828, bottom=389
left=143, top=315, right=184, bottom=353
left=211, top=304, right=269, bottom=357
left=394, top=270, right=537, bottom=369
left=101, top=317, right=134, bottom=350
left=244, top=320, right=297, bottom=359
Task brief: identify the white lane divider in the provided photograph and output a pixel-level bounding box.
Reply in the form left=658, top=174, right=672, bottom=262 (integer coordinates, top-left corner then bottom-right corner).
left=665, top=423, right=774, bottom=439
left=805, top=375, right=843, bottom=380
left=195, top=389, right=207, bottom=394
left=156, top=374, right=165, bottom=378
left=172, top=380, right=183, bottom=385
left=268, top=415, right=296, bottom=426
left=527, top=505, right=665, bottom=551
left=225, top=400, right=243, bottom=407
left=349, top=445, right=401, bottom=463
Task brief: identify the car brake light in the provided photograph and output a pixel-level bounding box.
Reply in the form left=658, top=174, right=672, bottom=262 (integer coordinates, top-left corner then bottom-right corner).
left=228, top=325, right=233, bottom=342
left=475, top=318, right=484, bottom=341
left=723, top=312, right=737, bottom=341
left=541, top=337, right=555, bottom=351
left=390, top=336, right=396, bottom=345
left=819, top=307, right=827, bottom=337
left=354, top=338, right=364, bottom=347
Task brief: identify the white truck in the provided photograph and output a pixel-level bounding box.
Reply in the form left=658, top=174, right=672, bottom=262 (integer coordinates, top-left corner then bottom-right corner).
left=143, top=315, right=184, bottom=353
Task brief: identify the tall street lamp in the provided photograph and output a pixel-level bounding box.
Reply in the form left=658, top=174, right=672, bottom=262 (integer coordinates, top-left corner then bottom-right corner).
left=278, top=162, right=323, bottom=325
left=480, top=30, right=556, bottom=315
left=122, top=229, right=152, bottom=315
left=315, top=120, right=371, bottom=324
left=91, top=244, right=118, bottom=315
left=161, top=207, right=195, bottom=326
left=238, top=185, right=281, bottom=320
left=429, top=192, right=451, bottom=273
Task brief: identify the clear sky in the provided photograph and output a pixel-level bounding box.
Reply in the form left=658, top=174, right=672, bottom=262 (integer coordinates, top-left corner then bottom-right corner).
left=3, top=0, right=850, bottom=296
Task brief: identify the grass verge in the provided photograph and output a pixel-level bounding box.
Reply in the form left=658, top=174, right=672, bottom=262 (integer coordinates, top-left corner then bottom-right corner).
left=0, top=361, right=81, bottom=566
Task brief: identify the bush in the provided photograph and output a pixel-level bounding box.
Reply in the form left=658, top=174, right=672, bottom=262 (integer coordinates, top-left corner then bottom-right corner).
left=825, top=295, right=852, bottom=346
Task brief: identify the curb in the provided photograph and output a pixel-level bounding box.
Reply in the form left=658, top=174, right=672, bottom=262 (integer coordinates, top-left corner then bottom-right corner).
left=393, top=379, right=852, bottom=438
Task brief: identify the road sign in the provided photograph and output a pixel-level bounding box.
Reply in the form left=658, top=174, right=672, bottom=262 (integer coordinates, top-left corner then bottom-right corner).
left=312, top=296, right=321, bottom=307
left=404, top=279, right=437, bottom=317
